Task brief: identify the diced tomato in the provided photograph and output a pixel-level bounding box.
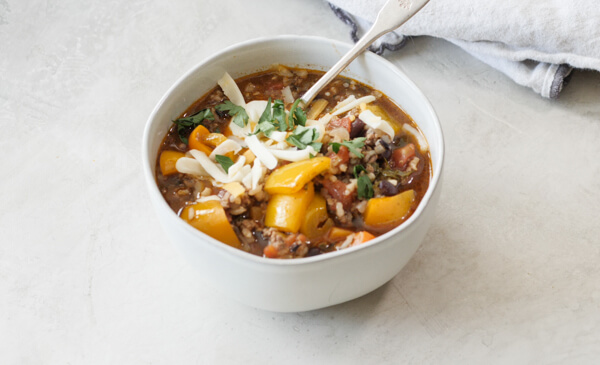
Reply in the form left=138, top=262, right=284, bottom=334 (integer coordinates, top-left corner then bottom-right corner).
left=268, top=82, right=284, bottom=91
left=322, top=179, right=355, bottom=209
left=263, top=245, right=279, bottom=259
left=327, top=116, right=352, bottom=132
left=327, top=145, right=350, bottom=167
left=391, top=143, right=416, bottom=169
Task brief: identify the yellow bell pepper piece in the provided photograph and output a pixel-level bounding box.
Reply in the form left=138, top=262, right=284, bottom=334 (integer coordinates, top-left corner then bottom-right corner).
left=181, top=200, right=241, bottom=249
left=264, top=157, right=331, bottom=195
left=300, top=193, right=333, bottom=239
left=363, top=189, right=416, bottom=228
left=203, top=133, right=227, bottom=148
left=242, top=149, right=256, bottom=165
left=265, top=182, right=315, bottom=233
left=159, top=150, right=185, bottom=176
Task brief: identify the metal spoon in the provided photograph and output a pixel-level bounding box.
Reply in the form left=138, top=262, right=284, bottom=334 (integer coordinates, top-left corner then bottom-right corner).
left=300, top=0, right=430, bottom=106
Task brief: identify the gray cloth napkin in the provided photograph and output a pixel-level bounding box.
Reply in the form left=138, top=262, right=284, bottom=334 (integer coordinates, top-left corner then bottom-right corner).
left=328, top=0, right=600, bottom=98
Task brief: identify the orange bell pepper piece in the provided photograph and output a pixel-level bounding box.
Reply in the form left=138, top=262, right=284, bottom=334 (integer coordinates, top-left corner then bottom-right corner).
left=159, top=150, right=185, bottom=176
left=326, top=227, right=354, bottom=242
left=363, top=189, right=416, bottom=228
left=181, top=200, right=241, bottom=249
left=188, top=125, right=213, bottom=155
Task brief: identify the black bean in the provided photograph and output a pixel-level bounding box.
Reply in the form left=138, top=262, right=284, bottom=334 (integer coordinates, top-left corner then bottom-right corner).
left=254, top=231, right=269, bottom=247
left=378, top=180, right=399, bottom=196
left=306, top=247, right=322, bottom=257
left=379, top=139, right=392, bottom=160
left=350, top=118, right=366, bottom=138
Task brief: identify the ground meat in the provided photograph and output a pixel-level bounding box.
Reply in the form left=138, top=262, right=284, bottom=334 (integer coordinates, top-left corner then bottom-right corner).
left=262, top=229, right=309, bottom=258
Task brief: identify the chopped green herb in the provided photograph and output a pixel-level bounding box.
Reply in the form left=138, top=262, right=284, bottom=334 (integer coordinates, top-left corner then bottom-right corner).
left=330, top=137, right=366, bottom=158
left=216, top=101, right=248, bottom=128
left=286, top=125, right=322, bottom=151
left=357, top=175, right=374, bottom=200
left=380, top=167, right=413, bottom=180
left=253, top=98, right=293, bottom=135
left=252, top=98, right=277, bottom=137
left=258, top=98, right=273, bottom=124
left=215, top=154, right=234, bottom=173
left=289, top=99, right=307, bottom=127
left=272, top=99, right=287, bottom=131
left=353, top=164, right=374, bottom=200
left=172, top=108, right=214, bottom=144
left=254, top=120, right=277, bottom=137
left=353, top=164, right=367, bottom=178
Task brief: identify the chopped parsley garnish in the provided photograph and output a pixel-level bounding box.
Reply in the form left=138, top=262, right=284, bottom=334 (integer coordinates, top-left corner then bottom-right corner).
left=330, top=137, right=366, bottom=158
left=354, top=164, right=374, bottom=200
left=289, top=99, right=307, bottom=127
left=172, top=108, right=214, bottom=144
left=286, top=125, right=322, bottom=151
left=216, top=101, right=248, bottom=128
left=253, top=98, right=278, bottom=137
left=272, top=99, right=287, bottom=131
left=353, top=164, right=367, bottom=177
left=253, top=98, right=293, bottom=136
left=215, top=154, right=234, bottom=173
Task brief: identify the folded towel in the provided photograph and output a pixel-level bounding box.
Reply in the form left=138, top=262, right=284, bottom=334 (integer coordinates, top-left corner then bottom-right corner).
left=328, top=0, right=600, bottom=98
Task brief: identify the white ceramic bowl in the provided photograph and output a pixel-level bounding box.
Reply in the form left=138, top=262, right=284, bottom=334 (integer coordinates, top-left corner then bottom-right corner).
left=142, top=35, right=444, bottom=312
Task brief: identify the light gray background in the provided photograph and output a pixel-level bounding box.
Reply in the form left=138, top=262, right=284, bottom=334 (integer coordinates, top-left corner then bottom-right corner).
left=1, top=0, right=599, bottom=363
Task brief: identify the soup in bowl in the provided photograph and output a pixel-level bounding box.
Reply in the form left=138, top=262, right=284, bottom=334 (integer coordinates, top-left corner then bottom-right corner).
left=142, top=36, right=444, bottom=312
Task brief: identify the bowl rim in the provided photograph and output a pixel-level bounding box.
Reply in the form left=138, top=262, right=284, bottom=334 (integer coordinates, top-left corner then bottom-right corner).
left=142, top=35, right=444, bottom=267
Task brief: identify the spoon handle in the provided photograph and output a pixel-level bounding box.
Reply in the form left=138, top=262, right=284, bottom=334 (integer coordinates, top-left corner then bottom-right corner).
left=300, top=0, right=430, bottom=106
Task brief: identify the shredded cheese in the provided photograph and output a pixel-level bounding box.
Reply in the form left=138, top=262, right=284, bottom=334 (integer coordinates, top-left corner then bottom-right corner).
left=331, top=95, right=356, bottom=113
left=218, top=72, right=246, bottom=107
left=227, top=156, right=247, bottom=180
left=251, top=158, right=264, bottom=190
left=209, top=139, right=242, bottom=161
left=245, top=135, right=278, bottom=169
left=305, top=119, right=326, bottom=143
left=268, top=146, right=316, bottom=162
left=358, top=109, right=395, bottom=139
left=229, top=121, right=251, bottom=138
left=268, top=130, right=287, bottom=143
left=230, top=164, right=251, bottom=184
left=282, top=86, right=294, bottom=104
left=318, top=113, right=333, bottom=125
left=175, top=157, right=208, bottom=177
left=196, top=195, right=221, bottom=203
left=402, top=123, right=429, bottom=152
left=332, top=95, right=376, bottom=116
left=189, top=149, right=229, bottom=183
left=245, top=100, right=269, bottom=124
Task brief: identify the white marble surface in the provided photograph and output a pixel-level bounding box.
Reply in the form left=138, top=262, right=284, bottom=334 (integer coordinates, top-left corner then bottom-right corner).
left=1, top=0, right=599, bottom=363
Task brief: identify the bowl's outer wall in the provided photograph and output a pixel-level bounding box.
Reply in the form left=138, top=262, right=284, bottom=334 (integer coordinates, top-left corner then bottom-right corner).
left=143, top=36, right=444, bottom=312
